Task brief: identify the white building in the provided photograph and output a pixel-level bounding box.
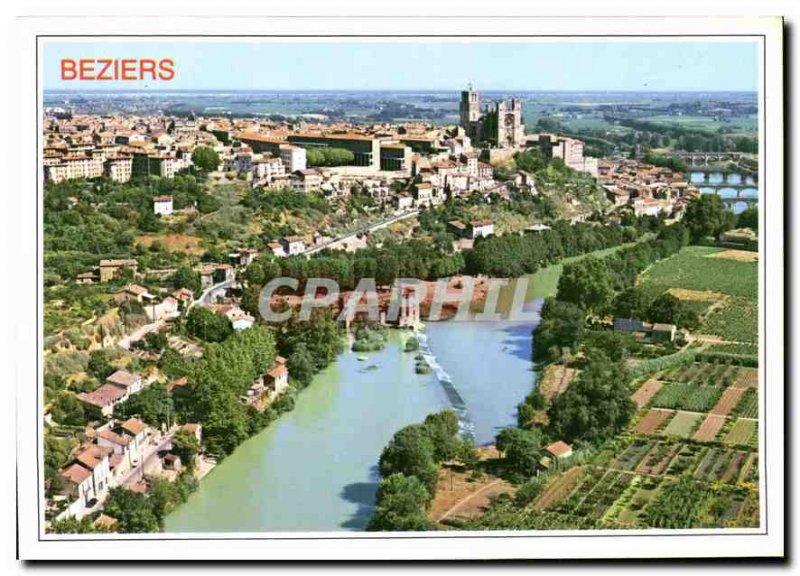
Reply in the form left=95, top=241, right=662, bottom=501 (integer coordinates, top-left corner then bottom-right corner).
left=153, top=195, right=174, bottom=216
left=280, top=144, right=307, bottom=173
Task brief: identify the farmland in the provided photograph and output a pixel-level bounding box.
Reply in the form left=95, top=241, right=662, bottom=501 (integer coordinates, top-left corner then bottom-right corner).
left=635, top=409, right=674, bottom=435
left=693, top=415, right=727, bottom=442
left=724, top=419, right=758, bottom=447
left=462, top=238, right=760, bottom=533
left=661, top=411, right=704, bottom=438
left=631, top=379, right=663, bottom=409
left=637, top=246, right=757, bottom=301
left=651, top=383, right=721, bottom=413
left=734, top=389, right=759, bottom=419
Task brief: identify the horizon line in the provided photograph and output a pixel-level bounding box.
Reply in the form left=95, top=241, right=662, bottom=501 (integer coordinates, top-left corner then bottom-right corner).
left=42, top=87, right=758, bottom=94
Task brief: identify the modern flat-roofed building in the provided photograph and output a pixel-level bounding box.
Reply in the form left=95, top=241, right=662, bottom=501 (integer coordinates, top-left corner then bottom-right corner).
left=379, top=143, right=412, bottom=171
left=286, top=133, right=381, bottom=169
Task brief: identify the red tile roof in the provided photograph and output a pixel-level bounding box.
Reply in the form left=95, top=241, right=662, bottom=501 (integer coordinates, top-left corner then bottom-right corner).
left=77, top=384, right=128, bottom=408
left=121, top=417, right=146, bottom=437
left=544, top=440, right=573, bottom=458
left=59, top=463, right=91, bottom=485
left=106, top=370, right=141, bottom=389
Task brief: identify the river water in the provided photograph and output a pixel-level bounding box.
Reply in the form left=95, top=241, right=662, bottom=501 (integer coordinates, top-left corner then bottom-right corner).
left=164, top=285, right=544, bottom=532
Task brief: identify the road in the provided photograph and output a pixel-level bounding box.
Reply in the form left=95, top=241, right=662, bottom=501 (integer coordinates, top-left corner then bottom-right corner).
left=193, top=279, right=237, bottom=309
left=118, top=429, right=176, bottom=488
left=303, top=209, right=419, bottom=256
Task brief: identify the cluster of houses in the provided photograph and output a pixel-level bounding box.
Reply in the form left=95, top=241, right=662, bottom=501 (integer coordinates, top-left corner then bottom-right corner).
left=42, top=113, right=210, bottom=184
left=77, top=369, right=145, bottom=418
left=599, top=158, right=699, bottom=218
left=51, top=416, right=203, bottom=523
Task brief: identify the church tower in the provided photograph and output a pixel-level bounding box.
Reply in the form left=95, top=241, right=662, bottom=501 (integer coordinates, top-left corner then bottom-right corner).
left=459, top=84, right=481, bottom=138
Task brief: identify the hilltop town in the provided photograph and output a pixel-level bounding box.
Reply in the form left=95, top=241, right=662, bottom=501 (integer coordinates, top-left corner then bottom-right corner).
left=41, top=86, right=759, bottom=533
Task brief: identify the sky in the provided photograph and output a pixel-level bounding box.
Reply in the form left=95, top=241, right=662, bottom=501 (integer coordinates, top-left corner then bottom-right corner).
left=43, top=40, right=759, bottom=92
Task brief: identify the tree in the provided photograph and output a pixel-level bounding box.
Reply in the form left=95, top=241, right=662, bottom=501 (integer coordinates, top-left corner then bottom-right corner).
left=87, top=348, right=120, bottom=381
left=191, top=146, right=221, bottom=172
left=171, top=266, right=201, bottom=295
left=647, top=293, right=700, bottom=330
left=103, top=487, right=160, bottom=533
left=379, top=424, right=439, bottom=494
left=547, top=352, right=635, bottom=444
left=532, top=299, right=586, bottom=363
left=185, top=307, right=233, bottom=343
left=683, top=194, right=736, bottom=242
left=115, top=383, right=174, bottom=428
left=50, top=391, right=86, bottom=426
left=422, top=410, right=460, bottom=463
left=44, top=434, right=73, bottom=486
left=557, top=257, right=614, bottom=313
left=495, top=427, right=543, bottom=478
left=368, top=473, right=431, bottom=531
left=613, top=288, right=651, bottom=320
left=287, top=344, right=316, bottom=387
left=737, top=206, right=759, bottom=232
left=48, top=516, right=101, bottom=534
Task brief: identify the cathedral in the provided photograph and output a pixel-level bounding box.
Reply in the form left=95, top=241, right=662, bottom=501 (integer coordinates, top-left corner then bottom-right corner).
left=459, top=84, right=525, bottom=149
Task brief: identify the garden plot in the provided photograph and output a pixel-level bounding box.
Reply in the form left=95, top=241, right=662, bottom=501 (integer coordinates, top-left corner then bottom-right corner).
left=693, top=414, right=727, bottom=442
left=693, top=448, right=740, bottom=483
left=631, top=379, right=663, bottom=409
left=666, top=444, right=706, bottom=476
left=735, top=367, right=759, bottom=389
left=659, top=362, right=739, bottom=387
left=610, top=439, right=654, bottom=472
left=532, top=466, right=585, bottom=512
left=733, top=389, right=759, bottom=419
left=634, top=442, right=681, bottom=476
left=724, top=418, right=757, bottom=446
left=738, top=453, right=759, bottom=484
left=661, top=411, right=704, bottom=438
left=634, top=409, right=674, bottom=435
left=571, top=470, right=637, bottom=522
left=710, top=386, right=746, bottom=416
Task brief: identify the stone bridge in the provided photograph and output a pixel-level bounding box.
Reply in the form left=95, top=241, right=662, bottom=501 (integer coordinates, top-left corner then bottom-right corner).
left=673, top=151, right=748, bottom=167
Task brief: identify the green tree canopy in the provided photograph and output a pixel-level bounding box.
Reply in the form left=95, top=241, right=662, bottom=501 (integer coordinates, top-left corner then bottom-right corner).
left=547, top=352, right=635, bottom=444
left=557, top=257, right=614, bottom=313
left=171, top=266, right=201, bottom=295
left=191, top=146, right=221, bottom=172
left=368, top=473, right=432, bottom=531
left=186, top=307, right=233, bottom=343
left=683, top=194, right=736, bottom=242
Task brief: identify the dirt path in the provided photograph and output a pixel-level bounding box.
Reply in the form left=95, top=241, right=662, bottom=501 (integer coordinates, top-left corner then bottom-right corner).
left=436, top=479, right=506, bottom=522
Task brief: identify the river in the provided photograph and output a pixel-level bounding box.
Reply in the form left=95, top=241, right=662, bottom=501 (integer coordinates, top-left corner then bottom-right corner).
left=163, top=241, right=649, bottom=533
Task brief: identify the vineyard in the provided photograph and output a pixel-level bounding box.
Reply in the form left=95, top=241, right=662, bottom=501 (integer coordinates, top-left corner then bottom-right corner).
left=701, top=297, right=758, bottom=344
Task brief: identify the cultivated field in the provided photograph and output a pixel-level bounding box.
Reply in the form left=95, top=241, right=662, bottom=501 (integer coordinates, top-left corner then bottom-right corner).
left=635, top=409, right=674, bottom=435
left=631, top=379, right=663, bottom=409
left=661, top=411, right=703, bottom=438
left=710, top=387, right=746, bottom=416
left=724, top=419, right=757, bottom=446
left=693, top=415, right=727, bottom=442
